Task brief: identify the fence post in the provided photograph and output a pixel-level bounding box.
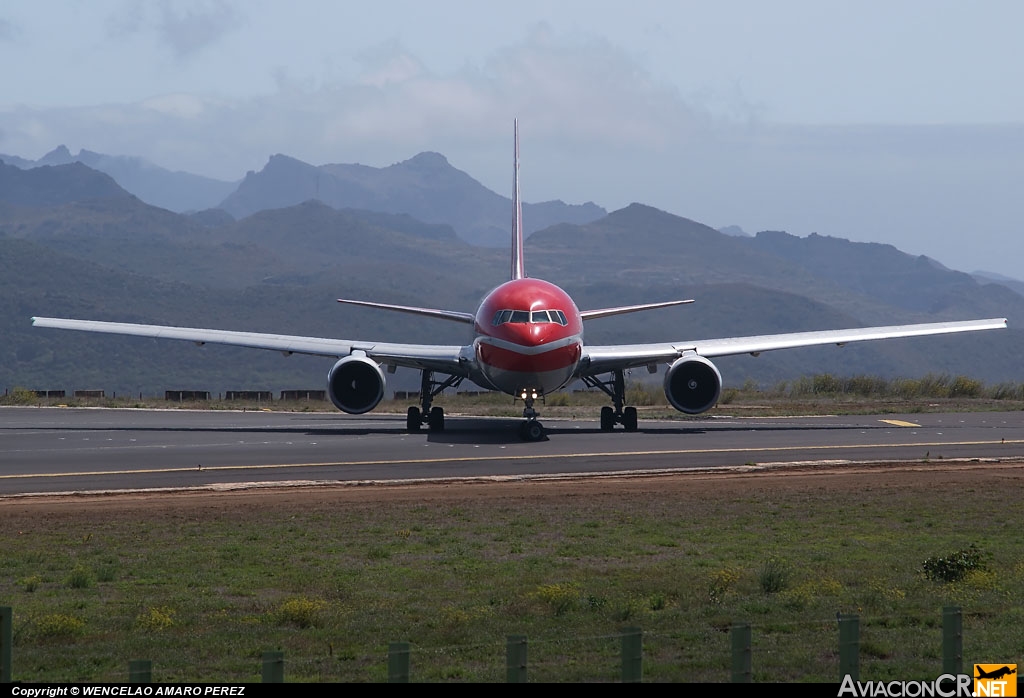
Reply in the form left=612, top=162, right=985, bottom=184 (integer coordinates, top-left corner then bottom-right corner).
left=261, top=651, right=284, bottom=683
left=506, top=635, right=527, bottom=683
left=388, top=642, right=410, bottom=683
left=1, top=607, right=11, bottom=683
left=942, top=606, right=962, bottom=676
left=128, top=659, right=151, bottom=682
left=839, top=613, right=859, bottom=682
left=621, top=626, right=642, bottom=683
left=731, top=622, right=752, bottom=682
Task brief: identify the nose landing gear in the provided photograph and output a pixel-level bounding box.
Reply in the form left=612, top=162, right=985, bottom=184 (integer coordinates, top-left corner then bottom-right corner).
left=518, top=391, right=545, bottom=441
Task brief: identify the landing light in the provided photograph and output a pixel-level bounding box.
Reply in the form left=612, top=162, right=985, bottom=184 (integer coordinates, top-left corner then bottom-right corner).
left=531, top=391, right=538, bottom=399
left=520, top=391, right=527, bottom=399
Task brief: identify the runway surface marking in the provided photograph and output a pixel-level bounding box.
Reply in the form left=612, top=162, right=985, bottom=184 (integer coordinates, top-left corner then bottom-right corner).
left=879, top=419, right=922, bottom=427
left=4, top=438, right=1021, bottom=481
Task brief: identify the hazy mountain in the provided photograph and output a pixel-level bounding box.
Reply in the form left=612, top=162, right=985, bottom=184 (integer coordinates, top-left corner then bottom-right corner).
left=1, top=145, right=238, bottom=213
left=747, top=230, right=1020, bottom=320
left=219, top=151, right=606, bottom=246
left=0, top=153, right=35, bottom=168
left=0, top=160, right=131, bottom=208
left=3, top=161, right=1023, bottom=393
left=973, top=271, right=1024, bottom=299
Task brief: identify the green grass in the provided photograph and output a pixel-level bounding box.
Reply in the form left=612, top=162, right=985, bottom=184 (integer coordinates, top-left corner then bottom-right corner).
left=1, top=473, right=1022, bottom=682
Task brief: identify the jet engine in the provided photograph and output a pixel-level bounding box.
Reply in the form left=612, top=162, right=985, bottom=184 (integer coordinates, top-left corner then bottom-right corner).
left=663, top=354, right=722, bottom=414
left=327, top=355, right=386, bottom=414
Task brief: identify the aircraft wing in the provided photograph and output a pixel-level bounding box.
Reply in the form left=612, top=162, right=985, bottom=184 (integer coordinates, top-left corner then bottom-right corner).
left=579, top=317, right=1008, bottom=376
left=30, top=317, right=468, bottom=375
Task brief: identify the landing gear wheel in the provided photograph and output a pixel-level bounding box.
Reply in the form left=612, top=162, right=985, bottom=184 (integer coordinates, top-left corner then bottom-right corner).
left=623, top=406, right=638, bottom=432
left=600, top=406, right=615, bottom=431
left=428, top=406, right=445, bottom=432
left=521, top=420, right=545, bottom=442
left=406, top=406, right=421, bottom=432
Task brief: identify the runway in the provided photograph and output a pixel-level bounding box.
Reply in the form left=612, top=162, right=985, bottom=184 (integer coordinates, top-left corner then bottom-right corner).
left=1, top=406, right=1023, bottom=495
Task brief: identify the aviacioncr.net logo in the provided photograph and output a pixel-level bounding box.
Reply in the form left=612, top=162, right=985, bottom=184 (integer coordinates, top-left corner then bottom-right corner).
left=838, top=674, right=973, bottom=697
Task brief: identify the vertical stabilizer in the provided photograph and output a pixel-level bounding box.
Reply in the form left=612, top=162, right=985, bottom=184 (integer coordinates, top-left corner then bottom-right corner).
left=511, top=119, right=526, bottom=280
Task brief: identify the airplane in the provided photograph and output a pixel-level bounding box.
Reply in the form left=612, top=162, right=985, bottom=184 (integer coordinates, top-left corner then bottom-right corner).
left=975, top=666, right=1016, bottom=680
left=32, top=121, right=1008, bottom=441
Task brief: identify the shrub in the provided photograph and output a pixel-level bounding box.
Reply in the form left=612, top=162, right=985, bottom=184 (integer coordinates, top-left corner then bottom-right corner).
left=626, top=383, right=662, bottom=406
left=66, top=564, right=94, bottom=589
left=990, top=382, right=1024, bottom=400
left=922, top=544, right=988, bottom=583
left=546, top=392, right=570, bottom=406
left=275, top=597, right=326, bottom=628
left=34, top=614, right=85, bottom=639
left=7, top=387, right=38, bottom=405
left=948, top=376, right=982, bottom=398
left=137, top=606, right=175, bottom=631
left=533, top=582, right=580, bottom=616
left=758, top=557, right=790, bottom=594
left=845, top=375, right=887, bottom=396
left=21, top=575, right=43, bottom=592
left=812, top=374, right=841, bottom=394
left=708, top=567, right=741, bottom=605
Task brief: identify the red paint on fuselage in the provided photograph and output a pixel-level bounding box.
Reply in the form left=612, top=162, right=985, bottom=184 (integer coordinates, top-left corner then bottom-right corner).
left=473, top=278, right=583, bottom=395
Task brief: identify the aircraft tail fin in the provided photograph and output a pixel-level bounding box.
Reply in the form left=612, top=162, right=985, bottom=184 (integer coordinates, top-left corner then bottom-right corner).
left=511, top=118, right=526, bottom=281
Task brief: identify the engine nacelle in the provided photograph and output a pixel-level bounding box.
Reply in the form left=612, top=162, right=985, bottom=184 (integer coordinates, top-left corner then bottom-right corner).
left=663, top=355, right=723, bottom=414
left=327, top=355, right=386, bottom=414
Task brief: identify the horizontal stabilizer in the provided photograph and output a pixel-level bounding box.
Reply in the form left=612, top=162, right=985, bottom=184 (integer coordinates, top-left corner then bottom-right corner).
left=337, top=298, right=475, bottom=324
left=580, top=299, right=695, bottom=321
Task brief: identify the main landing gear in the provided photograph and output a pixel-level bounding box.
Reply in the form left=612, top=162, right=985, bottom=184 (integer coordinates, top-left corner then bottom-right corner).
left=406, top=370, right=462, bottom=433
left=581, top=369, right=638, bottom=432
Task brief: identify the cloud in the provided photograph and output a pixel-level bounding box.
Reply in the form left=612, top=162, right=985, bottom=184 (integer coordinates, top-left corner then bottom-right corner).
left=354, top=41, right=427, bottom=88
left=310, top=26, right=706, bottom=156
left=155, top=0, right=243, bottom=59
left=140, top=93, right=207, bottom=119
left=0, top=18, right=19, bottom=41
left=2, top=24, right=716, bottom=172
left=106, top=0, right=243, bottom=59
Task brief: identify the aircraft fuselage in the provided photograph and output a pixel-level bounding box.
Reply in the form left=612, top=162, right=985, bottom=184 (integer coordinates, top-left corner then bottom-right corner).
left=472, top=277, right=583, bottom=397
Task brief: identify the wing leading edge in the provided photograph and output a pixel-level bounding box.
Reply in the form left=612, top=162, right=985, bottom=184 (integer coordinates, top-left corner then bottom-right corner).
left=30, top=317, right=467, bottom=375
left=580, top=317, right=1008, bottom=376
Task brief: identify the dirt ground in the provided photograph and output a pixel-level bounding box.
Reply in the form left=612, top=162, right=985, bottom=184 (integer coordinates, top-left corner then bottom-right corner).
left=3, top=460, right=1023, bottom=517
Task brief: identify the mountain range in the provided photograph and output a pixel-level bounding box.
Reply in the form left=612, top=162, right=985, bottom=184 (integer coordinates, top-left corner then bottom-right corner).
left=2, top=146, right=605, bottom=247
left=1, top=150, right=1020, bottom=395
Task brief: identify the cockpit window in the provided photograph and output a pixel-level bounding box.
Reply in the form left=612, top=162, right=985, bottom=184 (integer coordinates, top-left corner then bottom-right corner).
left=492, top=308, right=568, bottom=326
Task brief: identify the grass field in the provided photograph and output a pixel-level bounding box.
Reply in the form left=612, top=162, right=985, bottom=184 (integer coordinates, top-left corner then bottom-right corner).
left=2, top=465, right=1022, bottom=682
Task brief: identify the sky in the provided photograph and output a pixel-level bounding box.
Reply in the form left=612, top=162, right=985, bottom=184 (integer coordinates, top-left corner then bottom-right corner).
left=2, top=0, right=1023, bottom=276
